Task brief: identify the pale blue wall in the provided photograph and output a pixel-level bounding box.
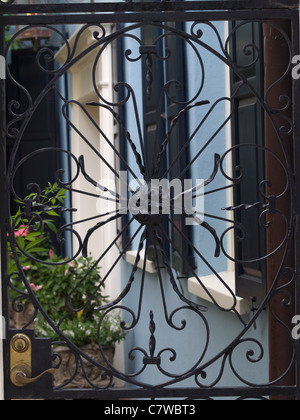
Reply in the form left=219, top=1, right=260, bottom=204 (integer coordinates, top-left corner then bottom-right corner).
left=121, top=19, right=269, bottom=392
left=186, top=21, right=229, bottom=277
left=120, top=260, right=269, bottom=390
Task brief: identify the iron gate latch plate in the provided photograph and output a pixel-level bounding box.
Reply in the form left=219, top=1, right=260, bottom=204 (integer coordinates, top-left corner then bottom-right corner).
left=10, top=334, right=32, bottom=387
left=10, top=333, right=54, bottom=388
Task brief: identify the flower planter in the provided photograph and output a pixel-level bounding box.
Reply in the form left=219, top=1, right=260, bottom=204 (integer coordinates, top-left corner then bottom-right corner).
left=53, top=344, right=115, bottom=388
left=10, top=302, right=35, bottom=329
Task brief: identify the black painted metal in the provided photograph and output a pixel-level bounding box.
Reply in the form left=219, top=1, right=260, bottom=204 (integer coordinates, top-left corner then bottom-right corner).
left=0, top=0, right=299, bottom=400
left=0, top=0, right=299, bottom=13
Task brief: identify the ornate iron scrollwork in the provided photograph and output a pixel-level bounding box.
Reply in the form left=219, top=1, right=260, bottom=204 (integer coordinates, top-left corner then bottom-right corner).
left=1, top=1, right=298, bottom=399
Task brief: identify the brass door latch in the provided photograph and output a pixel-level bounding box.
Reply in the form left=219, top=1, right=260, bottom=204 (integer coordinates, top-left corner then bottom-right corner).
left=10, top=333, right=55, bottom=387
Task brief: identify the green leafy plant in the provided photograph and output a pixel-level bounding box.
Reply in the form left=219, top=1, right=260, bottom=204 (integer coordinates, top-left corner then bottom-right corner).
left=32, top=253, right=126, bottom=347
left=8, top=183, right=67, bottom=278
left=8, top=183, right=126, bottom=348
left=8, top=182, right=68, bottom=279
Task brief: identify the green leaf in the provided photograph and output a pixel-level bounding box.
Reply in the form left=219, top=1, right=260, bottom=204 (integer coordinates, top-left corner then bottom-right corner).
left=24, top=231, right=44, bottom=241
left=15, top=207, right=21, bottom=217
left=25, top=237, right=47, bottom=251
left=25, top=247, right=48, bottom=253
left=44, top=220, right=58, bottom=234
left=57, top=188, right=67, bottom=196
left=16, top=236, right=25, bottom=249
left=46, top=210, right=59, bottom=217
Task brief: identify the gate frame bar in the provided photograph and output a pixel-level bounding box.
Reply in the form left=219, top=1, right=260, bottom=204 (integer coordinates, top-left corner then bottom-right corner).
left=0, top=20, right=7, bottom=401
left=0, top=0, right=299, bottom=14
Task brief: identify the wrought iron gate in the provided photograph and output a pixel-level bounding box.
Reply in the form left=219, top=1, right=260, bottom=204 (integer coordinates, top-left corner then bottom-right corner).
left=1, top=0, right=300, bottom=400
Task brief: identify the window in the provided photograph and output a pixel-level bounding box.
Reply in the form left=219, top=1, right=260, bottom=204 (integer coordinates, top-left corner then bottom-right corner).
left=230, top=21, right=267, bottom=303
left=140, top=22, right=194, bottom=274
left=120, top=19, right=267, bottom=307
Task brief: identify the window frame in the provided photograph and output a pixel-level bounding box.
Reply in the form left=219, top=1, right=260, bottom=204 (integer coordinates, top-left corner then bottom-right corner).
left=121, top=19, right=267, bottom=309
left=229, top=20, right=267, bottom=304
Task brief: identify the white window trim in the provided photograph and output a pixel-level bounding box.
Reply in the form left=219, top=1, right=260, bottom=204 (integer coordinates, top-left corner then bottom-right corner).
left=186, top=23, right=250, bottom=317
left=187, top=272, right=250, bottom=316
left=55, top=24, right=125, bottom=387
left=125, top=250, right=157, bottom=274
left=125, top=250, right=250, bottom=315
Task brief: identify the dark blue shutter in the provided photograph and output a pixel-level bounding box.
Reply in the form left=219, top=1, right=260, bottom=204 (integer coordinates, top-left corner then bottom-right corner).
left=140, top=22, right=192, bottom=273
left=230, top=22, right=267, bottom=303
left=165, top=22, right=195, bottom=275
left=141, top=24, right=168, bottom=263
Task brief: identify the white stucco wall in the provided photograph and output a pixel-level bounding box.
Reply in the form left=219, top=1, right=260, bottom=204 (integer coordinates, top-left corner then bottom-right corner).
left=55, top=23, right=125, bottom=386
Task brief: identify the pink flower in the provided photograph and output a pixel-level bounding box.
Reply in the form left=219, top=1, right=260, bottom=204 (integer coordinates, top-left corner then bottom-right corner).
left=30, top=283, right=43, bottom=292
left=22, top=265, right=31, bottom=271
left=49, top=249, right=54, bottom=259
left=64, top=268, right=69, bottom=276
left=15, top=226, right=29, bottom=238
